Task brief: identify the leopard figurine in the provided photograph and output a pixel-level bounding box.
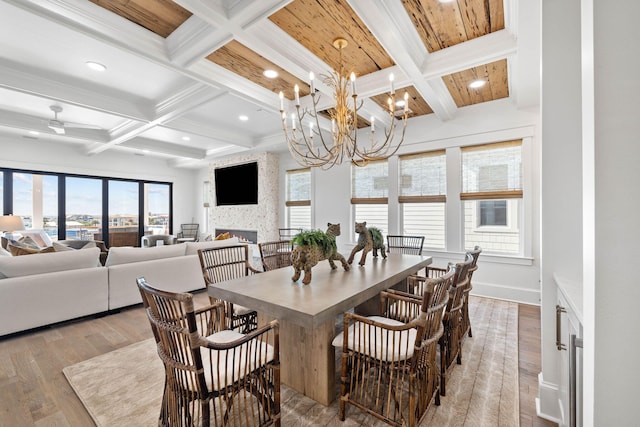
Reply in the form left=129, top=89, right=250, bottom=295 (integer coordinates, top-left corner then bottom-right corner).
left=347, top=221, right=387, bottom=266
left=291, top=223, right=350, bottom=285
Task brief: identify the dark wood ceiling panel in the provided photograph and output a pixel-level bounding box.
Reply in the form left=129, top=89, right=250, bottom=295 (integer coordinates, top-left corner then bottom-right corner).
left=269, top=0, right=395, bottom=78
left=401, top=0, right=504, bottom=52
left=89, top=0, right=191, bottom=38
left=442, top=59, right=508, bottom=107
left=370, top=86, right=434, bottom=117
left=206, top=40, right=311, bottom=101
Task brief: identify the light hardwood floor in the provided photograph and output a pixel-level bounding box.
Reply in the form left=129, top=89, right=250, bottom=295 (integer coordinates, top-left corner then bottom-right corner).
left=0, top=293, right=557, bottom=426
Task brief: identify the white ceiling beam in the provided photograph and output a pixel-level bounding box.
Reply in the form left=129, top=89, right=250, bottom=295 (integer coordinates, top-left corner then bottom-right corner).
left=120, top=137, right=206, bottom=159
left=421, top=30, right=517, bottom=79
left=346, top=0, right=458, bottom=121
left=0, top=59, right=153, bottom=121
left=87, top=84, right=228, bottom=155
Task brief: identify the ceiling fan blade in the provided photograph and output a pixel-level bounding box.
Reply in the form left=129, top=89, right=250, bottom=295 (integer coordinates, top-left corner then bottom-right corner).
left=48, top=119, right=66, bottom=134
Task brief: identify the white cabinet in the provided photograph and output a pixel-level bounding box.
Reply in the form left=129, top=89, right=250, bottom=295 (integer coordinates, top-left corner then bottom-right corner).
left=557, top=288, right=583, bottom=427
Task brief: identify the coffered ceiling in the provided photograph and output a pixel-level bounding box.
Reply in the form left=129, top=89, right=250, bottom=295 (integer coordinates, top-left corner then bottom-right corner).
left=0, top=0, right=537, bottom=168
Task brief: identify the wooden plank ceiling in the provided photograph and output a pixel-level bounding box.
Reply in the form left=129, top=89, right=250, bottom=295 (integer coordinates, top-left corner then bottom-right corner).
left=87, top=0, right=508, bottom=119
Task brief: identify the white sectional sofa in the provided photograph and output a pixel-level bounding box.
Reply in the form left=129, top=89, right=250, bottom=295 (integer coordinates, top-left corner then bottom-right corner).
left=0, top=237, right=243, bottom=336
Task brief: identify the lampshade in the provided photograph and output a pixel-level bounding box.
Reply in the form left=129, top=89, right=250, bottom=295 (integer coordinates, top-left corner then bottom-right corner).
left=0, top=215, right=25, bottom=232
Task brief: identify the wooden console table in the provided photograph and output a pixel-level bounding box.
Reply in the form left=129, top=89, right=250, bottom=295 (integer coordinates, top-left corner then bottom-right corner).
left=208, top=253, right=431, bottom=405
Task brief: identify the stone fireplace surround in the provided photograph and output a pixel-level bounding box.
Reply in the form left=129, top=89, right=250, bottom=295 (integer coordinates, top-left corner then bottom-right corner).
left=208, top=152, right=279, bottom=244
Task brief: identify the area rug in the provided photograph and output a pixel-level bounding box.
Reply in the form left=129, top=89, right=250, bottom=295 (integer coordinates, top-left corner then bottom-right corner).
left=63, top=296, right=518, bottom=426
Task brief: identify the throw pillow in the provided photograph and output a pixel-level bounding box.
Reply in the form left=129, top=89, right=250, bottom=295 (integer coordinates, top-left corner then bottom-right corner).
left=0, top=246, right=11, bottom=257
left=215, top=232, right=231, bottom=240
left=52, top=241, right=75, bottom=252
left=8, top=243, right=55, bottom=256
left=18, top=236, right=40, bottom=249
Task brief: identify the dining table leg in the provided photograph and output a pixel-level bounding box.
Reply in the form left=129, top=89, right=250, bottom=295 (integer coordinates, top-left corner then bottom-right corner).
left=258, top=313, right=336, bottom=406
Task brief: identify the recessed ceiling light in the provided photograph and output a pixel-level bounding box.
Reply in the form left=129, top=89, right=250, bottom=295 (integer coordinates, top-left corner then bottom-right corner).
left=29, top=130, right=39, bottom=135
left=85, top=61, right=107, bottom=72
left=263, top=69, right=278, bottom=79
left=182, top=136, right=191, bottom=141
left=469, top=79, right=486, bottom=89
left=239, top=115, right=249, bottom=121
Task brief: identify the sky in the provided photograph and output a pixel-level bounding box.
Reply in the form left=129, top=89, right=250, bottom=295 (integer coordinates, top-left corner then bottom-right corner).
left=7, top=172, right=170, bottom=217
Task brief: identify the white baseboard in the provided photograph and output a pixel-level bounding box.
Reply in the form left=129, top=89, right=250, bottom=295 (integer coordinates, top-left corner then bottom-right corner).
left=471, top=280, right=540, bottom=305
left=536, top=372, right=562, bottom=424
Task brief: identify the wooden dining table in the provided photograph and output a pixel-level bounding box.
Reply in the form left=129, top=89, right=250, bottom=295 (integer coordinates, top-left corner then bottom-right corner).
left=207, top=252, right=432, bottom=405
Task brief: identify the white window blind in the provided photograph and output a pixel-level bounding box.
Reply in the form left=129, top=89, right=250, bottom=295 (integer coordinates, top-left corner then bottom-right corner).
left=461, top=140, right=522, bottom=200
left=351, top=161, right=388, bottom=237
left=398, top=150, right=446, bottom=249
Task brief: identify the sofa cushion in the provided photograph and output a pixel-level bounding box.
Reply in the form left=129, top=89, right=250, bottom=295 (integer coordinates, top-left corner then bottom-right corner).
left=184, top=237, right=240, bottom=255
left=0, top=247, right=101, bottom=279
left=104, top=244, right=186, bottom=267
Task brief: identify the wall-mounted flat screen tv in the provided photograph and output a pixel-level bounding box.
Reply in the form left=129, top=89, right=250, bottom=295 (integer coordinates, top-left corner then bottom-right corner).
left=214, top=162, right=258, bottom=206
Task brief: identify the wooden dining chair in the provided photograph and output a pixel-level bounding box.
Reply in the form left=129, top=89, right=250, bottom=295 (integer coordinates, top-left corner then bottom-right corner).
left=386, top=235, right=425, bottom=255
left=334, top=271, right=452, bottom=426
left=197, top=245, right=261, bottom=333
left=136, top=277, right=281, bottom=427
left=277, top=228, right=302, bottom=241
left=437, top=258, right=472, bottom=396
left=258, top=240, right=293, bottom=271
left=462, top=246, right=482, bottom=338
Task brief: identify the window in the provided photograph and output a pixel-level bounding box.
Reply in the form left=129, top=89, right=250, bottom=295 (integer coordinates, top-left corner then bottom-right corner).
left=12, top=173, right=59, bottom=239
left=461, top=140, right=522, bottom=254
left=1, top=167, right=172, bottom=246
left=351, top=161, right=388, bottom=237
left=479, top=200, right=507, bottom=226
left=285, top=168, right=311, bottom=230
left=398, top=150, right=446, bottom=249
left=109, top=180, right=139, bottom=245
left=66, top=177, right=103, bottom=241
left=145, top=183, right=171, bottom=235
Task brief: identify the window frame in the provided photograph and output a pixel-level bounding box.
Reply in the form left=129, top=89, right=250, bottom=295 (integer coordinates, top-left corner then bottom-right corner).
left=351, top=160, right=389, bottom=239
left=285, top=168, right=311, bottom=229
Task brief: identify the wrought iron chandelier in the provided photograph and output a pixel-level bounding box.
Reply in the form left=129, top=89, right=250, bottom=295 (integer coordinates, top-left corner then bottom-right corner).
left=279, top=38, right=410, bottom=169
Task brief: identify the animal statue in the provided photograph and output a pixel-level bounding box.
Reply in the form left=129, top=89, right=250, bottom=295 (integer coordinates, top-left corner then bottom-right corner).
left=347, top=221, right=387, bottom=266
left=291, top=223, right=350, bottom=285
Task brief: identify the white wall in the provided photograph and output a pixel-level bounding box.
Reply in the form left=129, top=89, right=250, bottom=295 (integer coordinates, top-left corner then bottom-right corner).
left=539, top=0, right=584, bottom=421
left=539, top=1, right=640, bottom=425
left=279, top=98, right=542, bottom=304
left=589, top=1, right=640, bottom=424
left=0, top=136, right=199, bottom=231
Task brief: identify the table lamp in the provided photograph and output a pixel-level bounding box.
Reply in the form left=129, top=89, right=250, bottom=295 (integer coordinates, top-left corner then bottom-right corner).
left=0, top=215, right=26, bottom=239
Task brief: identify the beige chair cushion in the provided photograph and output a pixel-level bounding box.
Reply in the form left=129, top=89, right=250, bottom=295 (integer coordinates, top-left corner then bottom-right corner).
left=198, top=329, right=275, bottom=391
left=332, top=316, right=418, bottom=362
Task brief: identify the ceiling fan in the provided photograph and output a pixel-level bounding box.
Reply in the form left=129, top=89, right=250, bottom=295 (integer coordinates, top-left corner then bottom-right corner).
left=47, top=105, right=101, bottom=134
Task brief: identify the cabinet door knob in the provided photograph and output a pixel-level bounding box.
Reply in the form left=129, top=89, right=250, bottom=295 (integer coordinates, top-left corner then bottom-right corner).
left=556, top=304, right=567, bottom=350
